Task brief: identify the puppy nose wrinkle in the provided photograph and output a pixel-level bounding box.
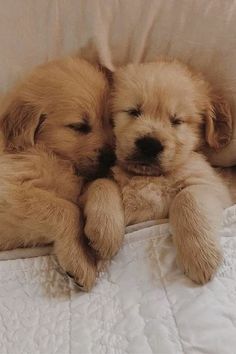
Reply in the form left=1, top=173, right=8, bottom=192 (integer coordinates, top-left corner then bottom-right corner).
left=135, top=137, right=163, bottom=157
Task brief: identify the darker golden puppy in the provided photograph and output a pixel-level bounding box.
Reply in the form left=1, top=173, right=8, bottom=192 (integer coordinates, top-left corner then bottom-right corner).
left=0, top=57, right=116, bottom=291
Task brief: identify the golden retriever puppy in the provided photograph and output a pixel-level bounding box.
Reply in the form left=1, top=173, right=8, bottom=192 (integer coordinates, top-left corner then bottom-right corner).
left=0, top=56, right=121, bottom=291
left=83, top=59, right=233, bottom=284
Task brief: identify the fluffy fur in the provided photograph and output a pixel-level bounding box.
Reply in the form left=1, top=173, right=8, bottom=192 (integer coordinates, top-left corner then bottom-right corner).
left=0, top=56, right=118, bottom=291
left=84, top=59, right=233, bottom=284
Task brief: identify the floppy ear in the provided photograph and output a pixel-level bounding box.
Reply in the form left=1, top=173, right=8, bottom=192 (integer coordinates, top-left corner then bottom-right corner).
left=0, top=97, right=46, bottom=151
left=205, top=95, right=232, bottom=150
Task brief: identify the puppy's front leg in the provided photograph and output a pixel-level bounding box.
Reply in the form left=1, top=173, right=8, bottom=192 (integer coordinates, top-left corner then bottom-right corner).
left=83, top=179, right=125, bottom=260
left=51, top=198, right=97, bottom=291
left=0, top=187, right=97, bottom=291
left=169, top=185, right=226, bottom=284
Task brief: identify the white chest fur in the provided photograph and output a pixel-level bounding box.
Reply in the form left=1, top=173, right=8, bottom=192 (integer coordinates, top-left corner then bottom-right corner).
left=112, top=153, right=229, bottom=226
left=112, top=167, right=184, bottom=225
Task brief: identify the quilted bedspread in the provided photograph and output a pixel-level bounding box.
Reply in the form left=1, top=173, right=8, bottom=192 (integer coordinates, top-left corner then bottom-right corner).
left=1, top=206, right=236, bottom=354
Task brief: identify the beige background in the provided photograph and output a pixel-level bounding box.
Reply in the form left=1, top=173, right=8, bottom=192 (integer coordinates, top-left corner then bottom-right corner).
left=0, top=0, right=235, bottom=165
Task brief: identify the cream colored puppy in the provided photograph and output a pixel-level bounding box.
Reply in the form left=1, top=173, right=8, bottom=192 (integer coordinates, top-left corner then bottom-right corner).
left=84, top=60, right=233, bottom=284
left=0, top=57, right=121, bottom=291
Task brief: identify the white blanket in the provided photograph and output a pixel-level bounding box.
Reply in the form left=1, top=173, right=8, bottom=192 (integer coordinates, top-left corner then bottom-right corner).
left=1, top=206, right=236, bottom=354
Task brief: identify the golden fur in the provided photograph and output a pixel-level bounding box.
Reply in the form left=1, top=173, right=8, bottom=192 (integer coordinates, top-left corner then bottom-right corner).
left=0, top=56, right=117, bottom=291
left=84, top=59, right=233, bottom=284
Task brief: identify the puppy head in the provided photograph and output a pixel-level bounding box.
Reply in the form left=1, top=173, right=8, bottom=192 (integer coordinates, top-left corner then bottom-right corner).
left=0, top=57, right=115, bottom=178
left=111, top=60, right=232, bottom=175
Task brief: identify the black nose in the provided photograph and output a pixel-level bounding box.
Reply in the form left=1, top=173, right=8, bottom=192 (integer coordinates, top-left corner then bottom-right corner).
left=135, top=136, right=163, bottom=158
left=98, top=147, right=116, bottom=169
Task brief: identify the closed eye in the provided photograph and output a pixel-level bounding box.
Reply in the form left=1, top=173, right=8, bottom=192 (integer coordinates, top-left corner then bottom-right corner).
left=124, top=107, right=142, bottom=118
left=67, top=122, right=91, bottom=134
left=170, top=115, right=183, bottom=126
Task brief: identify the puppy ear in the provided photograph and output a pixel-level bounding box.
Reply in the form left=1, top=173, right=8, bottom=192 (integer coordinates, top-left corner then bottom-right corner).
left=205, top=95, right=232, bottom=150
left=0, top=97, right=46, bottom=151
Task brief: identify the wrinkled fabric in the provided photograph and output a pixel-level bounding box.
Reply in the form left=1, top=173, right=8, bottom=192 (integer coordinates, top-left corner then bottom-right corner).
left=0, top=205, right=236, bottom=353
left=0, top=0, right=236, bottom=165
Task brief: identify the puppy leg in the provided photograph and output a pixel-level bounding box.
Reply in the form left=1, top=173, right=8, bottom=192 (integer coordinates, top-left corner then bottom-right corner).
left=83, top=178, right=125, bottom=260
left=0, top=187, right=96, bottom=291
left=170, top=185, right=225, bottom=284
left=51, top=201, right=97, bottom=291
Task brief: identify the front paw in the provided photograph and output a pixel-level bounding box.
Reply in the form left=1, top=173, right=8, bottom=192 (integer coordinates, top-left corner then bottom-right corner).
left=55, top=242, right=97, bottom=292
left=177, top=243, right=223, bottom=284
left=84, top=210, right=124, bottom=260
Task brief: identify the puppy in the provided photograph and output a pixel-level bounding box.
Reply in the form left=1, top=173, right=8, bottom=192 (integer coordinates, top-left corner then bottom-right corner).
left=84, top=59, right=233, bottom=284
left=0, top=56, right=117, bottom=291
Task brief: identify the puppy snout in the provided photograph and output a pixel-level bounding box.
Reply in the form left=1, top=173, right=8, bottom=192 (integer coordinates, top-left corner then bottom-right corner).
left=98, top=146, right=116, bottom=169
left=135, top=136, right=163, bottom=158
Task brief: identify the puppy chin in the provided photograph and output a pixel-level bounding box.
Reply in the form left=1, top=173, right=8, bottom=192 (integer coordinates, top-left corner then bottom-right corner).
left=119, top=160, right=163, bottom=176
